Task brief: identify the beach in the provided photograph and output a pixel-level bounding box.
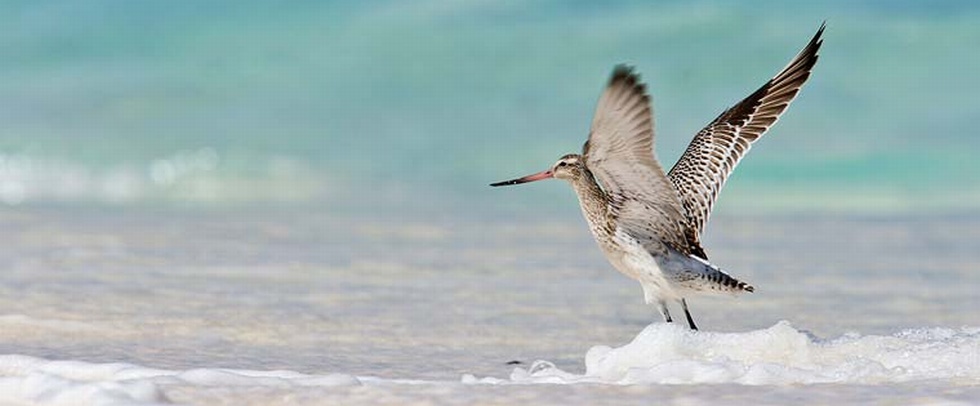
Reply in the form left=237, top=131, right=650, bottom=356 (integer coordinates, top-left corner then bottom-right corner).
left=0, top=207, right=976, bottom=404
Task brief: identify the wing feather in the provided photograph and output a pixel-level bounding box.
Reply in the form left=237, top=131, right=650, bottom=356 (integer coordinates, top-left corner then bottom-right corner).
left=668, top=24, right=825, bottom=241
left=583, top=66, right=689, bottom=255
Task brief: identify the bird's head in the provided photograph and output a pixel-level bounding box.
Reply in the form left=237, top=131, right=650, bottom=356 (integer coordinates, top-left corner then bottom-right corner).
left=490, top=154, right=585, bottom=187
left=550, top=154, right=586, bottom=181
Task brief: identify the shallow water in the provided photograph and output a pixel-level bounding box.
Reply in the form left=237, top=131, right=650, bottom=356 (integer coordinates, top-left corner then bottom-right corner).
left=0, top=207, right=976, bottom=404
left=3, top=2, right=980, bottom=213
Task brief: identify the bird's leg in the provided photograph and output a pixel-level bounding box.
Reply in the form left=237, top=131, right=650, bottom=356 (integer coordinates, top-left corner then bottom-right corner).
left=657, top=301, right=673, bottom=323
left=680, top=298, right=698, bottom=330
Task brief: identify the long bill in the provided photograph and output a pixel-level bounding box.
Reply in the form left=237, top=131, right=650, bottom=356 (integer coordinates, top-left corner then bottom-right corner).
left=490, top=170, right=553, bottom=187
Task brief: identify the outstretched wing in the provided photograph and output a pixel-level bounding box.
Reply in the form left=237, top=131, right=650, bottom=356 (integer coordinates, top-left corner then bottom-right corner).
left=668, top=24, right=824, bottom=240
left=583, top=66, right=689, bottom=255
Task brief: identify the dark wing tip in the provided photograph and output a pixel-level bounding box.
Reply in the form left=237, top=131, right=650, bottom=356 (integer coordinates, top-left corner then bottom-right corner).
left=610, top=64, right=636, bottom=82
left=605, top=64, right=652, bottom=110
left=798, top=22, right=826, bottom=68
left=766, top=22, right=826, bottom=97
left=811, top=21, right=826, bottom=54
left=609, top=64, right=647, bottom=93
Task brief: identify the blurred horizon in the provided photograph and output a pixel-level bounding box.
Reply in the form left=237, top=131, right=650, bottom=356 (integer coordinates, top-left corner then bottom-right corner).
left=2, top=1, right=979, bottom=216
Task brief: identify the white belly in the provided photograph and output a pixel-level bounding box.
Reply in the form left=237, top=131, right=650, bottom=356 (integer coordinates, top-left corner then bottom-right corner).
left=599, top=227, right=681, bottom=304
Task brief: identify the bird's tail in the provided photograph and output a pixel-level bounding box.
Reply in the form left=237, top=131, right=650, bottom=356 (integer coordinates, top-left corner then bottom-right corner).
left=690, top=254, right=754, bottom=294
left=664, top=248, right=755, bottom=295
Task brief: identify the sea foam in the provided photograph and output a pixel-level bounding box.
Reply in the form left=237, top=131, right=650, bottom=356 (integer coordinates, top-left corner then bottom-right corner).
left=1, top=323, right=977, bottom=404
left=472, top=321, right=980, bottom=385
left=0, top=354, right=360, bottom=405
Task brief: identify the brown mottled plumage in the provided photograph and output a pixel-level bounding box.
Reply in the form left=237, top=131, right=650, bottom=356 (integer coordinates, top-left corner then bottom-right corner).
left=492, top=24, right=824, bottom=330
left=669, top=23, right=825, bottom=251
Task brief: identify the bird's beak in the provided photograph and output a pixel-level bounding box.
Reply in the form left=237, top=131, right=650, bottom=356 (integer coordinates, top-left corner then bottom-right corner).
left=490, top=170, right=554, bottom=187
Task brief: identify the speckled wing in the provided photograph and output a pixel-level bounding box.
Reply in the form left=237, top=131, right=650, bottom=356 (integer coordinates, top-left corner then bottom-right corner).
left=583, top=66, right=689, bottom=255
left=668, top=24, right=824, bottom=240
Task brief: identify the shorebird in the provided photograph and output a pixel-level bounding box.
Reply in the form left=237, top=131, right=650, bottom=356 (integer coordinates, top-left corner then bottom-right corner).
left=491, top=25, right=824, bottom=330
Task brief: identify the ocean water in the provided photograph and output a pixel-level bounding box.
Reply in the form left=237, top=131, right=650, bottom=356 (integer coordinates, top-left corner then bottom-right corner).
left=1, top=0, right=979, bottom=213
left=2, top=1, right=980, bottom=405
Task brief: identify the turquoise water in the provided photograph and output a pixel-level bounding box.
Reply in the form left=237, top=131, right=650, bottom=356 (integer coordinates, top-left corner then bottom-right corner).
left=2, top=1, right=979, bottom=214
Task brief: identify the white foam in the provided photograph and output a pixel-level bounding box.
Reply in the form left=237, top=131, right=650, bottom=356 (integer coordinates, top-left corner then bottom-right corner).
left=469, top=321, right=980, bottom=385
left=0, top=151, right=329, bottom=205
left=0, top=355, right=360, bottom=405
left=2, top=323, right=977, bottom=404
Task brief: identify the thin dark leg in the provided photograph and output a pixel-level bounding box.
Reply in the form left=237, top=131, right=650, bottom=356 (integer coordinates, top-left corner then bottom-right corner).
left=657, top=301, right=673, bottom=323
left=681, top=298, right=698, bottom=330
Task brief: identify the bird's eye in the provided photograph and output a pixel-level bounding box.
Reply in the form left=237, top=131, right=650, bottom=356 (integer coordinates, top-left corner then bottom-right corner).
left=558, top=162, right=567, bottom=167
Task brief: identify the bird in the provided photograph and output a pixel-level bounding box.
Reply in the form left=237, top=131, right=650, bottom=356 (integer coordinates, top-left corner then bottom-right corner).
left=490, top=24, right=824, bottom=330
